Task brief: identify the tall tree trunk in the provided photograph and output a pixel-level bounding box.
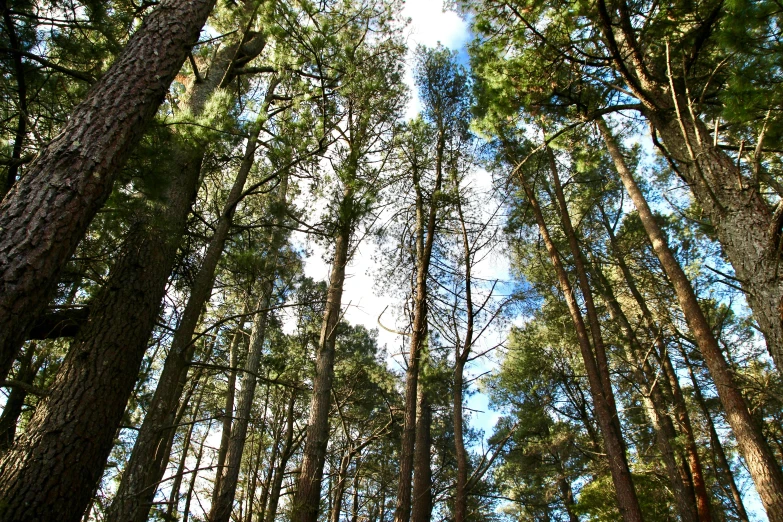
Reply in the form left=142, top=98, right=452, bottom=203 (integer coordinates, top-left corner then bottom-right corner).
left=650, top=111, right=783, bottom=372
left=599, top=206, right=713, bottom=521
left=513, top=165, right=644, bottom=521
left=0, top=126, right=202, bottom=522
left=1, top=1, right=28, bottom=197
left=291, top=185, right=354, bottom=522
left=593, top=265, right=701, bottom=522
left=0, top=343, right=43, bottom=452
left=394, top=134, right=444, bottom=522
left=182, top=419, right=212, bottom=522
left=331, top=450, right=353, bottom=522
left=266, top=388, right=299, bottom=522
left=411, top=385, right=432, bottom=522
left=213, top=327, right=244, bottom=503
left=0, top=0, right=216, bottom=380
left=600, top=117, right=783, bottom=521
left=681, top=345, right=750, bottom=522
left=209, top=294, right=272, bottom=522
left=107, top=40, right=273, bottom=522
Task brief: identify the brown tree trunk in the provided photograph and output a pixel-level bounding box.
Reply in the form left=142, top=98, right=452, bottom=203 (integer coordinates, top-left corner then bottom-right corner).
left=681, top=345, right=751, bottom=522
left=0, top=126, right=201, bottom=522
left=209, top=292, right=272, bottom=522
left=514, top=166, right=644, bottom=521
left=0, top=0, right=216, bottom=381
left=331, top=450, right=353, bottom=522
left=600, top=117, right=783, bottom=521
left=599, top=207, right=713, bottom=522
left=0, top=343, right=42, bottom=452
left=394, top=135, right=444, bottom=522
left=411, top=385, right=432, bottom=522
left=650, top=112, right=783, bottom=373
left=593, top=264, right=701, bottom=522
left=213, top=327, right=243, bottom=504
left=266, top=388, right=299, bottom=522
left=106, top=37, right=272, bottom=522
left=182, top=419, right=212, bottom=522
left=291, top=186, right=354, bottom=522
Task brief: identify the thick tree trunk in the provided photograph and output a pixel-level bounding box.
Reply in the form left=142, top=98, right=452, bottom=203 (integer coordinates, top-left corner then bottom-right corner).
left=600, top=117, right=783, bottom=521
left=516, top=171, right=644, bottom=522
left=0, top=0, right=216, bottom=380
left=649, top=112, right=783, bottom=373
left=291, top=187, right=354, bottom=522
left=106, top=33, right=270, bottom=522
left=411, top=385, right=432, bottom=522
left=0, top=129, right=201, bottom=521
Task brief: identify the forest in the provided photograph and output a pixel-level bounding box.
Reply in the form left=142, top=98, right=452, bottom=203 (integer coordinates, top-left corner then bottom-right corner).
left=1, top=0, right=783, bottom=521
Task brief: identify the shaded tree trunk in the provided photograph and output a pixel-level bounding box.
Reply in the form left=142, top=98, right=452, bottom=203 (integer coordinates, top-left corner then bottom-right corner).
left=0, top=126, right=202, bottom=522
left=411, top=385, right=432, bottom=522
left=266, top=388, right=300, bottom=522
left=213, top=327, right=243, bottom=504
left=0, top=343, right=43, bottom=452
left=600, top=117, right=783, bottom=521
left=0, top=0, right=216, bottom=381
left=107, top=38, right=272, bottom=522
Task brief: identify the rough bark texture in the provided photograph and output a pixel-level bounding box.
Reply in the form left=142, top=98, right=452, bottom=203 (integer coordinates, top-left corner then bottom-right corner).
left=291, top=188, right=353, bottom=522
left=0, top=0, right=216, bottom=381
left=0, top=138, right=201, bottom=522
left=213, top=327, right=242, bottom=505
left=518, top=173, right=644, bottom=522
left=105, top=29, right=270, bottom=522
left=411, top=384, right=432, bottom=522
left=600, top=117, right=783, bottom=521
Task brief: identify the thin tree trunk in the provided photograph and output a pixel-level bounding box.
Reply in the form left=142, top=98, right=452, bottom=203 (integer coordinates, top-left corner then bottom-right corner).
left=513, top=166, right=644, bottom=521
left=291, top=184, right=355, bottom=522
left=0, top=343, right=42, bottom=452
left=394, top=134, right=444, bottom=522
left=411, top=385, right=432, bottom=522
left=213, top=327, right=244, bottom=503
left=681, top=345, right=750, bottom=522
left=108, top=56, right=275, bottom=522
left=600, top=117, right=783, bottom=521
left=1, top=1, right=28, bottom=196
left=266, top=388, right=299, bottom=522
left=331, top=451, right=353, bottom=522
left=182, top=420, right=212, bottom=522
left=593, top=265, right=700, bottom=522
left=0, top=0, right=216, bottom=380
left=600, top=206, right=713, bottom=521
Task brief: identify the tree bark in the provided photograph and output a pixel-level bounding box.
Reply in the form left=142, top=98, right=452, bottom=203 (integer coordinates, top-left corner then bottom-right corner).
left=266, top=388, right=299, bottom=522
left=599, top=207, right=713, bottom=522
left=0, top=343, right=42, bottom=452
left=291, top=185, right=354, bottom=522
left=599, top=117, right=783, bottom=521
left=0, top=123, right=201, bottom=522
left=394, top=132, right=444, bottom=522
left=213, top=327, right=243, bottom=504
left=411, top=383, right=432, bottom=522
left=513, top=165, right=644, bottom=522
left=105, top=36, right=274, bottom=522
left=0, top=0, right=216, bottom=381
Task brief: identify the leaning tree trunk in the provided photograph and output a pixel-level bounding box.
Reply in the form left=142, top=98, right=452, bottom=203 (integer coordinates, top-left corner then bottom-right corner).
left=516, top=170, right=644, bottom=522
left=649, top=110, right=783, bottom=373
left=0, top=343, right=43, bottom=452
left=209, top=175, right=290, bottom=522
left=0, top=133, right=202, bottom=522
left=0, top=0, right=216, bottom=381
left=600, top=117, right=783, bottom=521
left=291, top=186, right=354, bottom=522
left=105, top=27, right=270, bottom=522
